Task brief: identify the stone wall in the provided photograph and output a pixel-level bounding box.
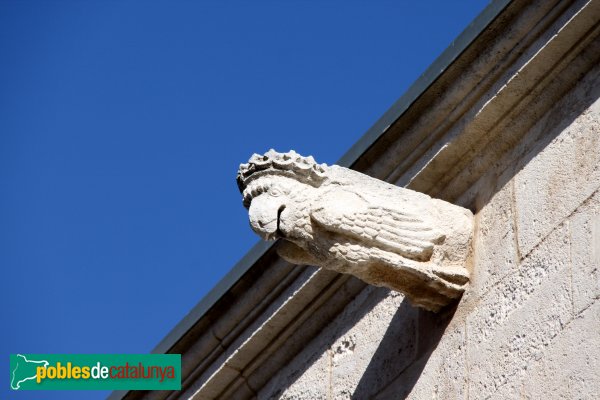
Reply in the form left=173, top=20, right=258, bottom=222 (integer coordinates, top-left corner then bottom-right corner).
left=258, top=53, right=600, bottom=400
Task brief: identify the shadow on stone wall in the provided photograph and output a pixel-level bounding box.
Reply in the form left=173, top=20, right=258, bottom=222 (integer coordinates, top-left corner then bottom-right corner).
left=469, top=46, right=600, bottom=214
left=352, top=301, right=457, bottom=399
left=266, top=283, right=390, bottom=399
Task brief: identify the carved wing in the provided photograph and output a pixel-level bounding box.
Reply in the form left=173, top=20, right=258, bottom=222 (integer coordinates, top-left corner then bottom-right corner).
left=311, top=201, right=444, bottom=261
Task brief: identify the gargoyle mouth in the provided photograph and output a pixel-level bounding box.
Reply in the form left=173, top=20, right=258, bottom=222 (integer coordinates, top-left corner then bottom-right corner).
left=276, top=205, right=286, bottom=238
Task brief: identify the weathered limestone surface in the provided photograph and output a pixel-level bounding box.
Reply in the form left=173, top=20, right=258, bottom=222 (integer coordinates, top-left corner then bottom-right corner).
left=375, top=318, right=467, bottom=400
left=466, top=223, right=572, bottom=397
left=520, top=300, right=600, bottom=399
left=570, top=207, right=600, bottom=314
left=258, top=287, right=420, bottom=399
left=514, top=95, right=600, bottom=258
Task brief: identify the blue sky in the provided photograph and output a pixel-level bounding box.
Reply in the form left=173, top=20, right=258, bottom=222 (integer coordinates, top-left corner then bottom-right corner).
left=1, top=1, right=490, bottom=398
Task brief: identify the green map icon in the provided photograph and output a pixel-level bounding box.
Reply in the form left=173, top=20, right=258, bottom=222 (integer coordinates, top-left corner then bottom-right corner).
left=10, top=354, right=49, bottom=390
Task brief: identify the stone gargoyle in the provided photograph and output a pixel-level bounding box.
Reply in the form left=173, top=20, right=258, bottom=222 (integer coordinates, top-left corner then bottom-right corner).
left=237, top=150, right=473, bottom=311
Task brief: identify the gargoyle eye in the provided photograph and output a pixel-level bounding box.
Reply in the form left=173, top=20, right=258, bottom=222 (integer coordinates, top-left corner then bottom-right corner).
left=270, top=187, right=282, bottom=197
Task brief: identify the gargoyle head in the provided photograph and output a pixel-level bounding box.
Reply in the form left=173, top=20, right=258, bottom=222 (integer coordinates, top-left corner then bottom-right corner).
left=237, top=149, right=328, bottom=241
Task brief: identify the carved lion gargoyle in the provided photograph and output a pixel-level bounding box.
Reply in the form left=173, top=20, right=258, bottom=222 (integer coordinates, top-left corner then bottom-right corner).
left=237, top=150, right=473, bottom=311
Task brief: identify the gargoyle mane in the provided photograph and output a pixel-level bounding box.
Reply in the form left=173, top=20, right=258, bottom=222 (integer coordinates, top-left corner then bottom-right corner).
left=236, top=149, right=329, bottom=195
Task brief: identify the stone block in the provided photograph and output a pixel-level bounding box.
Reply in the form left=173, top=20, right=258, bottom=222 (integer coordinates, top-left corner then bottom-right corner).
left=570, top=212, right=600, bottom=314
left=466, top=223, right=572, bottom=396
left=330, top=293, right=417, bottom=399
left=374, top=319, right=468, bottom=400
left=521, top=299, right=600, bottom=399
left=468, top=177, right=518, bottom=301
left=514, top=97, right=600, bottom=257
